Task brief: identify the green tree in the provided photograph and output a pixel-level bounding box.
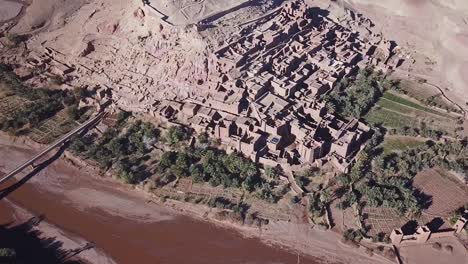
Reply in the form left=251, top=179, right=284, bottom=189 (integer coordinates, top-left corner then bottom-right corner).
left=165, top=126, right=189, bottom=146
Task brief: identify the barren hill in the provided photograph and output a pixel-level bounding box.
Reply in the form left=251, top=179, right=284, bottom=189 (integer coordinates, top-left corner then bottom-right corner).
left=343, top=0, right=468, bottom=111
left=2, top=0, right=277, bottom=113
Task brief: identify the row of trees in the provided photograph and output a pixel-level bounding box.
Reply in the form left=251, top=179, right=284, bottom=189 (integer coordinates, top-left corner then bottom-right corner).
left=337, top=124, right=467, bottom=218
left=386, top=124, right=445, bottom=140
left=378, top=139, right=467, bottom=178
left=157, top=147, right=264, bottom=192
left=71, top=120, right=285, bottom=203
left=335, top=126, right=428, bottom=216
left=155, top=136, right=291, bottom=203
left=70, top=118, right=159, bottom=184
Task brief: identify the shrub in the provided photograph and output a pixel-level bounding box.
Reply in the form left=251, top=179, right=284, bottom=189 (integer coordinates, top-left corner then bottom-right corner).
left=432, top=242, right=442, bottom=250
left=365, top=248, right=374, bottom=256
left=164, top=126, right=190, bottom=146
left=290, top=195, right=301, bottom=204
left=66, top=105, right=81, bottom=120
left=444, top=245, right=453, bottom=253
left=343, top=228, right=365, bottom=242
left=0, top=248, right=16, bottom=258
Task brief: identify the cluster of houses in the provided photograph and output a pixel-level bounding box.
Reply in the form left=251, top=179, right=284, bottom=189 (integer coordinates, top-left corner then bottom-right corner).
left=148, top=0, right=405, bottom=172
left=4, top=46, right=76, bottom=83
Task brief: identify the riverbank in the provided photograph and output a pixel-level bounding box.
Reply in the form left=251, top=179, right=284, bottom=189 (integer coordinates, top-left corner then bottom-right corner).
left=0, top=198, right=116, bottom=264
left=0, top=132, right=393, bottom=264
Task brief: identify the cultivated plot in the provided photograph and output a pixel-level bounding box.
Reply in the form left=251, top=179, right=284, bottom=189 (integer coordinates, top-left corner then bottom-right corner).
left=413, top=168, right=468, bottom=217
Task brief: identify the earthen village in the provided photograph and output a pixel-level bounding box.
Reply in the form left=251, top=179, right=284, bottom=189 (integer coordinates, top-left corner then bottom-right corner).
left=147, top=0, right=402, bottom=172
left=1, top=0, right=468, bottom=263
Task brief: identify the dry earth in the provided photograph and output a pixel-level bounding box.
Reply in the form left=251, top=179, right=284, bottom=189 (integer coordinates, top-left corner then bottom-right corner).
left=0, top=0, right=23, bottom=23
left=398, top=236, right=468, bottom=264
left=4, top=0, right=271, bottom=113
left=342, top=0, right=468, bottom=112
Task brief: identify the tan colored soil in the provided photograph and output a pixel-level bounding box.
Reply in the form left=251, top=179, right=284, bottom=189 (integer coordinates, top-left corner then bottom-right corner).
left=0, top=0, right=23, bottom=22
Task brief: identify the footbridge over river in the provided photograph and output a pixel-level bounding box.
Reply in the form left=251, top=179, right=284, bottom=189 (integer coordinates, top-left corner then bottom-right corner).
left=0, top=112, right=106, bottom=185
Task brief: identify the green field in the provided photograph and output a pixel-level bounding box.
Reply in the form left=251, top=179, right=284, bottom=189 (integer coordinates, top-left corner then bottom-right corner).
left=382, top=92, right=452, bottom=118
left=365, top=91, right=459, bottom=135
left=382, top=136, right=427, bottom=155
left=365, top=107, right=417, bottom=128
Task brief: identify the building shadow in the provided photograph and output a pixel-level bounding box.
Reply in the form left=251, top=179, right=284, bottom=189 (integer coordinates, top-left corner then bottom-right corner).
left=401, top=220, right=418, bottom=235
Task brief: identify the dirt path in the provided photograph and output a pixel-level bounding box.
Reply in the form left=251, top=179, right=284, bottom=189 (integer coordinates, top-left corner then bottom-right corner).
left=281, top=164, right=304, bottom=196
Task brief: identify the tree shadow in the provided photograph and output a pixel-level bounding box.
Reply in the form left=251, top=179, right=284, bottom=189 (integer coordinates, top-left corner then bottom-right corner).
left=0, top=215, right=93, bottom=263
left=413, top=188, right=433, bottom=210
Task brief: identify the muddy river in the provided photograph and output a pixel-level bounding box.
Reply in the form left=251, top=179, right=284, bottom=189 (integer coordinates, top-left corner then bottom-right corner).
left=0, top=179, right=321, bottom=264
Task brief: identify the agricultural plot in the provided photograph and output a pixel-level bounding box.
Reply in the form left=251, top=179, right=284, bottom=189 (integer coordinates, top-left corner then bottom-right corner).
left=363, top=207, right=412, bottom=236
left=365, top=107, right=417, bottom=128
left=365, top=92, right=459, bottom=135
left=170, top=179, right=243, bottom=202
left=382, top=136, right=427, bottom=155
left=245, top=194, right=292, bottom=222
left=381, top=92, right=452, bottom=118
left=0, top=95, right=32, bottom=121
left=29, top=110, right=78, bottom=144
left=398, top=80, right=462, bottom=113
left=398, top=80, right=439, bottom=101
left=413, top=168, right=468, bottom=217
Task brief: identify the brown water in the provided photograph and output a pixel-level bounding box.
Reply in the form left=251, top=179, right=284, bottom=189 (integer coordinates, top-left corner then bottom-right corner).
left=0, top=177, right=320, bottom=264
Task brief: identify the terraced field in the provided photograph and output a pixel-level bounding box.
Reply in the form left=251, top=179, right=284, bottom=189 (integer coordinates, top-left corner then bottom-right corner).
left=0, top=95, right=32, bottom=121
left=381, top=135, right=427, bottom=155
left=29, top=109, right=78, bottom=144
left=365, top=91, right=460, bottom=135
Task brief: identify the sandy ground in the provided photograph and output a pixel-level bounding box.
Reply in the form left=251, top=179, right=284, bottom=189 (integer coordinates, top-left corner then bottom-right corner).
left=0, top=0, right=23, bottom=22
left=398, top=237, right=468, bottom=264
left=0, top=132, right=394, bottom=264
left=149, top=0, right=251, bottom=25
left=342, top=0, right=468, bottom=112
left=10, top=0, right=85, bottom=33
